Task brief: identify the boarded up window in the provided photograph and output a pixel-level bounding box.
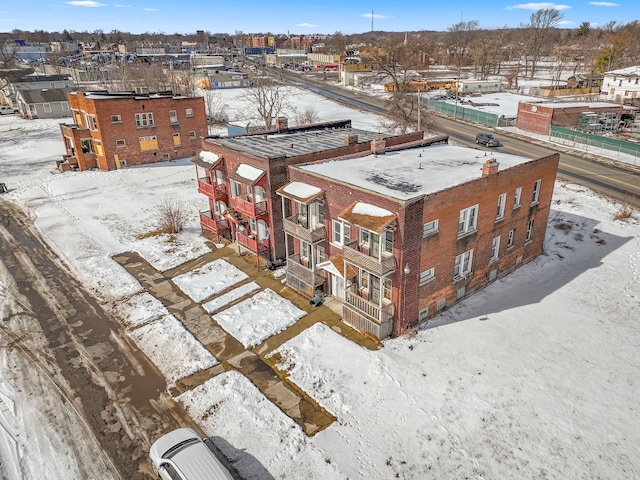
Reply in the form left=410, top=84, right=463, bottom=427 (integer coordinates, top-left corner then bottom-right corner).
left=139, top=135, right=158, bottom=151
left=173, top=133, right=181, bottom=146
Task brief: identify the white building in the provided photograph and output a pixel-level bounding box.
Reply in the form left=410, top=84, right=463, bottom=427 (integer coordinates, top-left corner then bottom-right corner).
left=602, top=66, right=640, bottom=103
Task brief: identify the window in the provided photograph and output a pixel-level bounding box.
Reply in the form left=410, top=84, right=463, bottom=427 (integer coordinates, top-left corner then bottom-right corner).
left=189, top=131, right=197, bottom=138
left=383, top=278, right=392, bottom=301
left=231, top=180, right=242, bottom=197
left=418, top=307, right=429, bottom=322
left=116, top=139, right=126, bottom=146
left=454, top=249, right=474, bottom=278
left=94, top=140, right=103, bottom=155
left=526, top=219, right=534, bottom=242
left=383, top=230, right=393, bottom=254
left=173, top=133, right=181, bottom=146
left=300, top=240, right=311, bottom=261
left=514, top=187, right=522, bottom=209
left=423, top=219, right=439, bottom=237
left=185, top=108, right=194, bottom=117
left=111, top=114, right=122, bottom=123
left=458, top=205, right=478, bottom=237
left=135, top=112, right=154, bottom=127
left=61, top=102, right=69, bottom=112
left=490, top=236, right=500, bottom=262
left=436, top=297, right=446, bottom=311
left=531, top=179, right=541, bottom=205
left=344, top=224, right=351, bottom=243
left=332, top=220, right=342, bottom=244
left=316, top=245, right=326, bottom=264
left=419, top=268, right=435, bottom=285
left=43, top=103, right=52, bottom=113
left=169, top=110, right=178, bottom=124
left=139, top=135, right=158, bottom=151
left=507, top=229, right=516, bottom=248
left=496, top=193, right=506, bottom=220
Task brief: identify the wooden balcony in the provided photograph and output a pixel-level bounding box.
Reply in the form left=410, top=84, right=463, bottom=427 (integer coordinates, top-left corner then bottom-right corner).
left=343, top=240, right=396, bottom=276
left=199, top=210, right=230, bottom=236
left=285, top=253, right=326, bottom=297
left=343, top=290, right=394, bottom=339
left=197, top=178, right=227, bottom=200
left=236, top=231, right=270, bottom=256
left=229, top=195, right=267, bottom=217
left=282, top=215, right=326, bottom=244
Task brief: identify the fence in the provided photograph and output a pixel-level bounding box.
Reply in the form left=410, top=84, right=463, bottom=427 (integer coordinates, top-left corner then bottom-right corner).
left=423, top=98, right=517, bottom=128
left=550, top=125, right=640, bottom=164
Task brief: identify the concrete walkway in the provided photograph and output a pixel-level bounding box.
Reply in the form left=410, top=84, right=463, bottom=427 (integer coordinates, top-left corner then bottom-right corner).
left=113, top=243, right=380, bottom=437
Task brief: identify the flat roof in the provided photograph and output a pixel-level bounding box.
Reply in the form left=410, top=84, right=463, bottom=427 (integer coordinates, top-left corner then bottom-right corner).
left=208, top=127, right=393, bottom=159
left=299, top=144, right=534, bottom=201
left=530, top=101, right=620, bottom=109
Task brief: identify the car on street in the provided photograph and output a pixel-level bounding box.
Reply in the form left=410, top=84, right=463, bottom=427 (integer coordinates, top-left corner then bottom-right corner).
left=475, top=132, right=501, bottom=147
left=0, top=106, right=19, bottom=115
left=150, top=427, right=234, bottom=480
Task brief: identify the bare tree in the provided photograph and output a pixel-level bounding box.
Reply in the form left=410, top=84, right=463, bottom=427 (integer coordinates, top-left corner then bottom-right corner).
left=238, top=77, right=291, bottom=130
left=293, top=105, right=320, bottom=126
left=203, top=90, right=229, bottom=125
left=157, top=197, right=189, bottom=234
left=447, top=20, right=479, bottom=75
left=0, top=41, right=19, bottom=69
left=383, top=91, right=437, bottom=134
left=522, top=8, right=564, bottom=79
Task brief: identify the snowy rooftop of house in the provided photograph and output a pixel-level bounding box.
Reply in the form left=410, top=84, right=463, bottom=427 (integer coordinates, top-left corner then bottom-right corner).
left=527, top=101, right=620, bottom=109
left=209, top=127, right=393, bottom=159
left=198, top=151, right=220, bottom=164
left=299, top=143, right=533, bottom=201
left=277, top=181, right=323, bottom=203
left=605, top=66, right=640, bottom=76
left=235, top=163, right=265, bottom=182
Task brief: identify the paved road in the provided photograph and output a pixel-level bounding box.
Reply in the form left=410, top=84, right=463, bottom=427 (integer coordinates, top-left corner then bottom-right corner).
left=0, top=200, right=192, bottom=479
left=275, top=68, right=640, bottom=208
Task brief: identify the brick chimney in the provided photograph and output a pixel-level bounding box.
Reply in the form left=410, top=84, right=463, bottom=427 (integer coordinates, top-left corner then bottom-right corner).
left=344, top=133, right=358, bottom=145
left=482, top=158, right=499, bottom=176
left=371, top=137, right=386, bottom=154
left=275, top=116, right=288, bottom=131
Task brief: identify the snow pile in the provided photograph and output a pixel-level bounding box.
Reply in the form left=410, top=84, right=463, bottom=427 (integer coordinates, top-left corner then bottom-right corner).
left=202, top=281, right=260, bottom=313
left=172, top=258, right=248, bottom=302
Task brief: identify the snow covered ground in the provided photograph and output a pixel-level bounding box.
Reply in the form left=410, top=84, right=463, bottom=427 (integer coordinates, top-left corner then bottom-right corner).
left=1, top=82, right=639, bottom=479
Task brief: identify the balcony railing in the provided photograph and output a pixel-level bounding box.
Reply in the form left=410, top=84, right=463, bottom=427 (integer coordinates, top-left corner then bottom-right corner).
left=199, top=210, right=230, bottom=236
left=197, top=178, right=227, bottom=199
left=236, top=231, right=270, bottom=255
left=282, top=215, right=326, bottom=243
left=229, top=195, right=267, bottom=217
left=343, top=291, right=394, bottom=339
left=286, top=253, right=326, bottom=286
left=343, top=240, right=396, bottom=276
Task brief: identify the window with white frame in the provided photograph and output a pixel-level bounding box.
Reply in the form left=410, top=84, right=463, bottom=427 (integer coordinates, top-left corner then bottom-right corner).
left=316, top=245, right=326, bottom=264
left=189, top=130, right=196, bottom=138
left=419, top=268, right=435, bottom=285
left=61, top=102, right=69, bottom=112
left=111, top=114, right=122, bottom=123
left=436, top=297, right=446, bottom=311
left=458, top=205, right=478, bottom=237
left=454, top=249, right=474, bottom=278
left=507, top=229, right=515, bottom=247
left=526, top=219, right=534, bottom=242
left=423, top=219, right=439, bottom=237
left=496, top=193, right=506, bottom=220
left=332, top=220, right=343, bottom=244
left=344, top=224, right=351, bottom=243
left=231, top=180, right=242, bottom=197
left=490, top=236, right=500, bottom=262
left=514, top=187, right=522, bottom=208
left=531, top=179, right=541, bottom=205
left=185, top=108, right=194, bottom=117
left=169, top=110, right=178, bottom=124
left=115, top=139, right=126, bottom=146
left=300, top=240, right=311, bottom=261
left=43, top=103, right=52, bottom=113
left=419, top=307, right=429, bottom=322
left=249, top=218, right=257, bottom=233
left=383, top=230, right=393, bottom=254
left=135, top=112, right=154, bottom=127
left=383, top=278, right=392, bottom=301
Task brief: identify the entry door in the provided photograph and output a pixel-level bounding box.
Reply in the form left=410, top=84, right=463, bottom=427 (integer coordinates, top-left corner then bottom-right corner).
left=370, top=275, right=381, bottom=303
left=332, top=275, right=344, bottom=299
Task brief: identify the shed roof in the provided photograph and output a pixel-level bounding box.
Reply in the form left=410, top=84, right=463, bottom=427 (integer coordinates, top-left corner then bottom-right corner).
left=338, top=201, right=396, bottom=233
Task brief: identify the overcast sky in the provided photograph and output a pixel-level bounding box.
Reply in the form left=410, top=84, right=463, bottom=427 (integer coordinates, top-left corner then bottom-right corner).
left=0, top=1, right=633, bottom=36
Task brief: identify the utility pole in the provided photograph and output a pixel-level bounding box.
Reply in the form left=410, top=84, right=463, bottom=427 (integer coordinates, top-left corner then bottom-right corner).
left=371, top=10, right=374, bottom=32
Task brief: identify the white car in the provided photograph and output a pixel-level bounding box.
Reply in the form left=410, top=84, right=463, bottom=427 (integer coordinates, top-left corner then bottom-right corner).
left=149, top=428, right=234, bottom=480
left=0, top=106, right=18, bottom=115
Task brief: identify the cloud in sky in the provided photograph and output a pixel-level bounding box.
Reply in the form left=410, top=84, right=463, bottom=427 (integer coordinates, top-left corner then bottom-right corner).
left=144, top=7, right=158, bottom=11
left=297, top=23, right=317, bottom=28
left=506, top=3, right=571, bottom=10
left=589, top=1, right=620, bottom=5
left=361, top=12, right=389, bottom=19
left=66, top=0, right=106, bottom=6
left=113, top=3, right=132, bottom=7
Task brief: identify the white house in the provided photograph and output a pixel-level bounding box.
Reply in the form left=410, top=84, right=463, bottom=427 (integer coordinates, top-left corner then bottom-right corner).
left=602, top=66, right=640, bottom=103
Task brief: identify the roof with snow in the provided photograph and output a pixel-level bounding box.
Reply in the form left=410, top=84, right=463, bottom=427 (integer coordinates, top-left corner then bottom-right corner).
left=233, top=163, right=265, bottom=183
left=299, top=143, right=533, bottom=201
left=276, top=181, right=323, bottom=203
left=338, top=201, right=396, bottom=233
left=604, top=66, right=640, bottom=77
left=524, top=101, right=620, bottom=109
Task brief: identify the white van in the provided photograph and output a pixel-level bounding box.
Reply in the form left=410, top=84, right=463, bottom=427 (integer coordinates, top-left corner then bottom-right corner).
left=0, top=106, right=18, bottom=115
left=149, top=428, right=234, bottom=480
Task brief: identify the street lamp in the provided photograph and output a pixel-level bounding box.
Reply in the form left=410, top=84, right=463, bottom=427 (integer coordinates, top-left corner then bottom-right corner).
left=402, top=263, right=410, bottom=330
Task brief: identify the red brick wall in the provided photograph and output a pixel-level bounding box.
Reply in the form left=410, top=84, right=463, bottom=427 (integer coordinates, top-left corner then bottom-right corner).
left=68, top=92, right=207, bottom=170
left=516, top=103, right=553, bottom=134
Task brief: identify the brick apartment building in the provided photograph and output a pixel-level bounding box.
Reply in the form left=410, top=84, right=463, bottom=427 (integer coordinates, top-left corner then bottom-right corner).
left=58, top=91, right=207, bottom=171
left=193, top=120, right=558, bottom=339
left=192, top=119, right=425, bottom=261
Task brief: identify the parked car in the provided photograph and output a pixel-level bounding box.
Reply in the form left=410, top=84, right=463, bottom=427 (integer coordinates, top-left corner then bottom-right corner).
left=0, top=106, right=18, bottom=115
left=150, top=428, right=234, bottom=480
left=475, top=132, right=501, bottom=147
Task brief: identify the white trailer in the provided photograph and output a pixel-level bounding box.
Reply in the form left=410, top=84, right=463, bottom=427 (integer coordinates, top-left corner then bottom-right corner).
left=456, top=80, right=502, bottom=95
